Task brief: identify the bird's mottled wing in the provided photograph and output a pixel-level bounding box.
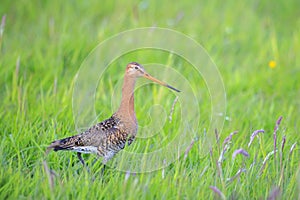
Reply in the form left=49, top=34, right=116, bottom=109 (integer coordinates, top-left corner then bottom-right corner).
left=47, top=115, right=120, bottom=151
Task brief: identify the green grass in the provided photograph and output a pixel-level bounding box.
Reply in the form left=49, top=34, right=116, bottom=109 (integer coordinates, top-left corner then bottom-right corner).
left=0, top=0, right=299, bottom=199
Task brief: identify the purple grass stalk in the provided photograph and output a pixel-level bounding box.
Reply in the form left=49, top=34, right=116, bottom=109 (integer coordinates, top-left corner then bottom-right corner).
left=289, top=142, right=296, bottom=155
left=232, top=148, right=249, bottom=160
left=267, top=186, right=280, bottom=200
left=43, top=160, right=56, bottom=190
left=218, top=144, right=228, bottom=164
left=0, top=14, right=6, bottom=37
left=280, top=136, right=286, bottom=167
left=0, top=14, right=6, bottom=50
left=249, top=161, right=256, bottom=170
left=276, top=116, right=283, bottom=127
left=16, top=56, right=20, bottom=79
left=273, top=133, right=277, bottom=170
left=53, top=77, right=57, bottom=95
left=281, top=135, right=286, bottom=153
left=210, top=186, right=226, bottom=200
left=279, top=136, right=286, bottom=186
left=223, top=131, right=238, bottom=147
left=227, top=168, right=246, bottom=182
left=184, top=140, right=195, bottom=160
left=209, top=147, right=213, bottom=160
left=287, top=142, right=297, bottom=163
left=273, top=116, right=283, bottom=171
left=215, top=129, right=220, bottom=153
left=248, top=129, right=265, bottom=147
left=218, top=152, right=223, bottom=164
left=259, top=150, right=277, bottom=175
left=168, top=96, right=178, bottom=122
left=215, top=129, right=220, bottom=144
left=285, top=142, right=297, bottom=186
left=216, top=159, right=225, bottom=189
left=218, top=131, right=238, bottom=164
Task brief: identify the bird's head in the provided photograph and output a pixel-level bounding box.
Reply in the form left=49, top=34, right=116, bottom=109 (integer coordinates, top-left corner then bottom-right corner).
left=126, top=62, right=146, bottom=77
left=126, top=62, right=180, bottom=92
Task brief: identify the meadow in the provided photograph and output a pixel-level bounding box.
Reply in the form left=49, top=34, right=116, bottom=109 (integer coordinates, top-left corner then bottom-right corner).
left=0, top=0, right=299, bottom=199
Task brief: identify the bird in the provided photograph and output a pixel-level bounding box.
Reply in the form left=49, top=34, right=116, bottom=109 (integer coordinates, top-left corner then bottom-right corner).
left=47, top=62, right=180, bottom=168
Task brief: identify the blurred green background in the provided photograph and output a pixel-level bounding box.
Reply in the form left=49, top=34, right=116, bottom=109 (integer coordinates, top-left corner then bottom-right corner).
left=0, top=0, right=299, bottom=199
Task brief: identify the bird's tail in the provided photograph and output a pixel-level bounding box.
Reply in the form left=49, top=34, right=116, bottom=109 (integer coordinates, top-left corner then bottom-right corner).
left=46, top=135, right=81, bottom=154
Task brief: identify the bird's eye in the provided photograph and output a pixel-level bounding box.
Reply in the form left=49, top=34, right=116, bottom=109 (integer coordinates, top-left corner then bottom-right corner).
left=135, top=66, right=138, bottom=69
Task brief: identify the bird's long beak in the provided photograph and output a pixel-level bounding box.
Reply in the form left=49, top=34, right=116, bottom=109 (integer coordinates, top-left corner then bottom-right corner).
left=143, top=73, right=180, bottom=92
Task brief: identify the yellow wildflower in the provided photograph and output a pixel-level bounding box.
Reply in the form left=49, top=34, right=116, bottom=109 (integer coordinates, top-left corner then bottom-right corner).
left=269, top=60, right=276, bottom=69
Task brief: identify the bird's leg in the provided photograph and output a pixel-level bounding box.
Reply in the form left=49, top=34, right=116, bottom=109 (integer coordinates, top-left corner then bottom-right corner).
left=99, top=158, right=108, bottom=177
left=101, top=164, right=106, bottom=176
left=77, top=152, right=85, bottom=166
left=77, top=152, right=91, bottom=173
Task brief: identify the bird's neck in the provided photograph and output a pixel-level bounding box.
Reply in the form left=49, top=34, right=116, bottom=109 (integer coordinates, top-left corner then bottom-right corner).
left=115, top=75, right=137, bottom=124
